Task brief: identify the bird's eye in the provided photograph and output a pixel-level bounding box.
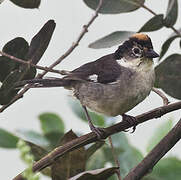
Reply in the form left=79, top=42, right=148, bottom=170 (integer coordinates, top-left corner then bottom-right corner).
left=132, top=47, right=141, bottom=55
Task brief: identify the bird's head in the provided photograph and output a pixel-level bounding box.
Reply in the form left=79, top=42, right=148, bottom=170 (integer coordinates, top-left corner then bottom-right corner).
left=114, top=33, right=159, bottom=68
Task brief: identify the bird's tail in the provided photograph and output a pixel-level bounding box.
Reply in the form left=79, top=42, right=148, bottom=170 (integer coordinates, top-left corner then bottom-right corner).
left=15, top=78, right=70, bottom=89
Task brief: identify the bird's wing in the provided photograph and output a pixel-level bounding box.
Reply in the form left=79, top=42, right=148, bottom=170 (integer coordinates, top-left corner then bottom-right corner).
left=64, top=53, right=124, bottom=84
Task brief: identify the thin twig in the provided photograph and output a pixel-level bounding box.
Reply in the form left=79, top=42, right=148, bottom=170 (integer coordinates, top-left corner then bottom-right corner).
left=0, top=0, right=104, bottom=113
left=124, top=117, right=181, bottom=180
left=37, top=0, right=103, bottom=77
left=13, top=101, right=181, bottom=180
left=141, top=4, right=181, bottom=36
left=152, top=87, right=170, bottom=105
left=108, top=136, right=122, bottom=180
left=0, top=50, right=63, bottom=75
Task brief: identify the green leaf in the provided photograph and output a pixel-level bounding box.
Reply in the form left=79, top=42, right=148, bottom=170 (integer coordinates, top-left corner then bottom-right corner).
left=9, top=0, right=40, bottom=9
left=159, top=35, right=179, bottom=60
left=163, top=0, right=178, bottom=27
left=0, top=128, right=19, bottom=148
left=17, top=129, right=50, bottom=148
left=147, top=157, right=181, bottom=180
left=51, top=130, right=86, bottom=180
left=146, top=119, right=173, bottom=152
left=85, top=141, right=105, bottom=160
left=83, top=0, right=145, bottom=14
left=69, top=167, right=118, bottom=180
left=26, top=20, right=56, bottom=64
left=89, top=31, right=135, bottom=49
left=45, top=132, right=64, bottom=150
left=0, top=70, right=21, bottom=105
left=103, top=133, right=143, bottom=178
left=0, top=37, right=37, bottom=105
left=3, top=37, right=29, bottom=59
left=86, top=147, right=107, bottom=170
left=68, top=99, right=105, bottom=126
left=39, top=112, right=65, bottom=134
left=0, top=37, right=29, bottom=82
left=139, top=14, right=164, bottom=32
left=155, top=54, right=181, bottom=99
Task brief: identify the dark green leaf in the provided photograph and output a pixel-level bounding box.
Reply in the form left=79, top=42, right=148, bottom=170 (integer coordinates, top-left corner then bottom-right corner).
left=10, top=0, right=40, bottom=9
left=0, top=37, right=37, bottom=104
left=26, top=20, right=56, bottom=64
left=39, top=112, right=65, bottom=134
left=83, top=0, right=145, bottom=14
left=146, top=157, right=181, bottom=180
left=155, top=54, right=181, bottom=99
left=163, top=0, right=178, bottom=27
left=89, top=31, right=135, bottom=49
left=0, top=70, right=21, bottom=105
left=69, top=167, right=118, bottom=180
left=0, top=56, right=18, bottom=82
left=0, top=128, right=19, bottom=148
left=51, top=130, right=86, bottom=180
left=139, top=14, right=164, bottom=32
left=68, top=99, right=105, bottom=126
left=159, top=35, right=179, bottom=60
left=3, top=37, right=29, bottom=59
left=0, top=37, right=29, bottom=82
left=16, top=129, right=50, bottom=148
left=146, top=119, right=173, bottom=152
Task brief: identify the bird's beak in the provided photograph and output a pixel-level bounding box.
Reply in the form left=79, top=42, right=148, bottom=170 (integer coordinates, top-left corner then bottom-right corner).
left=144, top=49, right=159, bottom=58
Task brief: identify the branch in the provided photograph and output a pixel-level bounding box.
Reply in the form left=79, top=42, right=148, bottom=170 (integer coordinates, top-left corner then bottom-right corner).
left=124, top=117, right=181, bottom=180
left=0, top=0, right=103, bottom=113
left=13, top=101, right=181, bottom=180
left=0, top=50, right=63, bottom=75
left=141, top=4, right=181, bottom=37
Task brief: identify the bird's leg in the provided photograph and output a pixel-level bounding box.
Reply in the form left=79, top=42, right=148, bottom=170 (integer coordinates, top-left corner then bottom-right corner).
left=82, top=106, right=106, bottom=139
left=122, top=114, right=138, bottom=133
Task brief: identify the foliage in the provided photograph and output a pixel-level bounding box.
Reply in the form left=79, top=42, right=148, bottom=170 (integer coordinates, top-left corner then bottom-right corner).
left=0, top=0, right=181, bottom=180
left=0, top=111, right=181, bottom=179
left=0, top=20, right=55, bottom=105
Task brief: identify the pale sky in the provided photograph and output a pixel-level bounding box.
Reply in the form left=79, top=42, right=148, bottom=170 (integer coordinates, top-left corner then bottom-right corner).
left=0, top=0, right=181, bottom=179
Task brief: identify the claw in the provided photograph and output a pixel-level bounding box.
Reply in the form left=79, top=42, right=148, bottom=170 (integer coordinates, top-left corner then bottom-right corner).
left=122, top=114, right=137, bottom=133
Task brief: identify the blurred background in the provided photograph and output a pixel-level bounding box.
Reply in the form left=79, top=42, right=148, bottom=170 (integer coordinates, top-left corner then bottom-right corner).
left=0, top=0, right=181, bottom=179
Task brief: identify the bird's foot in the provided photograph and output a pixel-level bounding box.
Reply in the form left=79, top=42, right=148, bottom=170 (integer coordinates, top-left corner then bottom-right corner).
left=122, top=114, right=138, bottom=133
left=89, top=125, right=106, bottom=140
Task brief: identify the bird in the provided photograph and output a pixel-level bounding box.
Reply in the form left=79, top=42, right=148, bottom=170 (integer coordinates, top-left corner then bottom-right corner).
left=16, top=33, right=159, bottom=139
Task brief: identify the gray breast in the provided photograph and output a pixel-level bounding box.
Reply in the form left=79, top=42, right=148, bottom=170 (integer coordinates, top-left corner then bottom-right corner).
left=73, top=68, right=155, bottom=117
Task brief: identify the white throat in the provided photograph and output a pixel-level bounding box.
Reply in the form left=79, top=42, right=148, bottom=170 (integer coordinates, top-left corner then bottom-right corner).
left=117, top=57, right=142, bottom=68
left=116, top=57, right=154, bottom=72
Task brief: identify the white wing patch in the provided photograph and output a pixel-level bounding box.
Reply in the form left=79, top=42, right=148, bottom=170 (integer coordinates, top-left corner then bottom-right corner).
left=89, top=74, right=98, bottom=82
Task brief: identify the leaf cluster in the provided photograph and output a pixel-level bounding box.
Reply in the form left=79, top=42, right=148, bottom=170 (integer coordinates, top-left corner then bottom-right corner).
left=0, top=20, right=55, bottom=105
left=1, top=108, right=181, bottom=179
